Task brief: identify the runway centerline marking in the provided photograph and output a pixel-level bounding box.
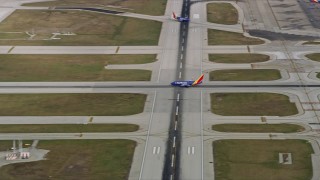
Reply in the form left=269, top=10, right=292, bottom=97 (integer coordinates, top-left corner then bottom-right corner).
left=177, top=93, right=180, bottom=101
left=179, top=71, right=182, bottom=78
left=176, top=106, right=179, bottom=115
left=174, top=121, right=177, bottom=130
left=173, top=136, right=176, bottom=147
left=181, top=46, right=184, bottom=51
left=171, top=154, right=175, bottom=167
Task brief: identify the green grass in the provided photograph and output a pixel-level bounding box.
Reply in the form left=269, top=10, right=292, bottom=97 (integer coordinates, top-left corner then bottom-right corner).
left=207, top=3, right=238, bottom=25
left=305, top=53, right=320, bottom=62
left=23, top=0, right=167, bottom=16
left=211, top=93, right=298, bottom=116
left=0, top=140, right=136, bottom=180
left=208, top=29, right=265, bottom=45
left=213, top=140, right=314, bottom=180
left=0, top=54, right=154, bottom=81
left=0, top=10, right=161, bottom=46
left=212, top=124, right=305, bottom=133
left=0, top=93, right=146, bottom=116
left=209, top=69, right=281, bottom=81
left=0, top=32, right=29, bottom=39
left=0, top=124, right=139, bottom=133
left=302, top=41, right=320, bottom=45
left=209, top=53, right=270, bottom=63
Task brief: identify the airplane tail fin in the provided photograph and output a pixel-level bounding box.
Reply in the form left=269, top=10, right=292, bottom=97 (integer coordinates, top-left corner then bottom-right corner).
left=192, top=74, right=204, bottom=86
left=172, top=12, right=177, bottom=19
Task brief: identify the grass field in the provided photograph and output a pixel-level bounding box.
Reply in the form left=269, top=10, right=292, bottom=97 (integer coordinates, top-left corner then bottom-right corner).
left=212, top=124, right=305, bottom=133
left=0, top=10, right=161, bottom=46
left=207, top=3, right=238, bottom=25
left=209, top=53, right=270, bottom=63
left=23, top=0, right=167, bottom=16
left=208, top=29, right=265, bottom=45
left=211, top=93, right=298, bottom=116
left=0, top=124, right=139, bottom=133
left=213, top=140, right=314, bottom=180
left=209, top=69, right=281, bottom=81
left=0, top=54, right=155, bottom=81
left=305, top=53, right=320, bottom=62
left=0, top=93, right=146, bottom=116
left=0, top=140, right=136, bottom=180
left=0, top=33, right=29, bottom=39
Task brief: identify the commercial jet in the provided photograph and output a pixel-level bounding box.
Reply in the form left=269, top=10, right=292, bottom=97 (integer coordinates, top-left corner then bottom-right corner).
left=310, top=0, right=320, bottom=3
left=172, top=12, right=190, bottom=22
left=171, top=74, right=204, bottom=87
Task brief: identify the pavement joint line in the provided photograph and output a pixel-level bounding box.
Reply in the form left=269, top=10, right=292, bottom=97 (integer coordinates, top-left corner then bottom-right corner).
left=138, top=91, right=157, bottom=180
left=200, top=90, right=204, bottom=179
left=7, top=46, right=15, bottom=54
left=115, top=46, right=120, bottom=53
left=171, top=154, right=175, bottom=167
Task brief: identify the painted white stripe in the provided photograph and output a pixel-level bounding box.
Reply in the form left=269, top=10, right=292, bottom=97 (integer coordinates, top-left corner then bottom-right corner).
left=174, top=121, right=177, bottom=130
left=153, top=147, right=156, bottom=154
left=183, top=31, right=185, bottom=36
left=171, top=154, right=175, bottom=167
left=157, top=147, right=160, bottom=154
left=179, top=72, right=182, bottom=79
left=182, top=38, right=184, bottom=44
left=173, top=136, right=176, bottom=147
left=177, top=93, right=180, bottom=102
left=176, top=106, right=179, bottom=115
left=170, top=175, right=173, bottom=180
left=188, top=146, right=190, bottom=154
left=180, top=62, right=182, bottom=68
left=181, top=54, right=183, bottom=59
left=181, top=46, right=184, bottom=51
left=192, top=146, right=195, bottom=154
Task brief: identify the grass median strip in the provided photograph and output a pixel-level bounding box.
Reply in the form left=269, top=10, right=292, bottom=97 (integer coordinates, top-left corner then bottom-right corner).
left=0, top=93, right=146, bottom=116
left=0, top=140, right=136, bottom=180
left=209, top=53, right=270, bottom=63
left=0, top=10, right=161, bottom=46
left=209, top=69, right=281, bottom=81
left=213, top=140, right=313, bottom=180
left=0, top=54, right=155, bottom=81
left=0, top=124, right=139, bottom=133
left=208, top=29, right=265, bottom=45
left=207, top=3, right=238, bottom=25
left=302, top=41, right=320, bottom=45
left=211, top=93, right=298, bottom=116
left=305, top=53, right=320, bottom=62
left=212, top=124, right=305, bottom=133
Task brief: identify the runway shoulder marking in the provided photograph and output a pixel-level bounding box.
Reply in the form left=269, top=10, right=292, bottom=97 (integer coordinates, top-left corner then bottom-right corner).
left=187, top=146, right=195, bottom=155
left=152, top=146, right=160, bottom=154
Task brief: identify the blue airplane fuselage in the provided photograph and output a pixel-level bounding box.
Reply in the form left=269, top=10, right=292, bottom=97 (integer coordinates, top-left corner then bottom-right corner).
left=177, top=17, right=190, bottom=22
left=171, top=80, right=195, bottom=87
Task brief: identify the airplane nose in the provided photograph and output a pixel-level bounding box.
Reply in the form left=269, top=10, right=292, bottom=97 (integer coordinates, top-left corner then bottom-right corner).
left=170, top=82, right=175, bottom=86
